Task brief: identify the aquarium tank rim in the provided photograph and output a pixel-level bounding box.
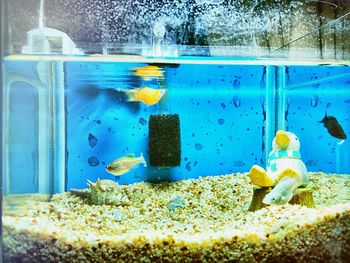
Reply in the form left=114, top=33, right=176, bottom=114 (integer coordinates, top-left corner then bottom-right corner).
left=4, top=54, right=350, bottom=67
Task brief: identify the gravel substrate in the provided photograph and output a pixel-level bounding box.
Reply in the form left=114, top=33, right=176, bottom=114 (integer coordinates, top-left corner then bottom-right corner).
left=3, top=172, right=350, bottom=262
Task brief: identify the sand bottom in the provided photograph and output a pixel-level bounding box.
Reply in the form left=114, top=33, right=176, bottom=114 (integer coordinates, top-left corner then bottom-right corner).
left=3, top=172, right=350, bottom=262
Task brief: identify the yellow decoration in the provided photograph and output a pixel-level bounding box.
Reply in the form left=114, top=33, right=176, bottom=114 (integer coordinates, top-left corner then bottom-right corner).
left=275, top=130, right=290, bottom=149
left=276, top=168, right=302, bottom=184
left=248, top=165, right=273, bottom=187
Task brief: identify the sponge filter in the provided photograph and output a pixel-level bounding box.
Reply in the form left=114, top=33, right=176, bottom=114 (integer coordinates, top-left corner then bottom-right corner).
left=149, top=114, right=181, bottom=167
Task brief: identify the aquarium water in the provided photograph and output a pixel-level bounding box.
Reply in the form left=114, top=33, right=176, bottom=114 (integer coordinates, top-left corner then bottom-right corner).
left=2, top=56, right=350, bottom=195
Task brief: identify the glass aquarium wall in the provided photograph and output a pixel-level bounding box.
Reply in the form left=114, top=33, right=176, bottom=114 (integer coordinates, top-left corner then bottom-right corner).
left=285, top=65, right=350, bottom=174
left=3, top=57, right=273, bottom=192
left=3, top=57, right=350, bottom=192
left=64, top=61, right=269, bottom=188
left=1, top=1, right=350, bottom=262
left=2, top=60, right=65, bottom=195
left=1, top=0, right=350, bottom=194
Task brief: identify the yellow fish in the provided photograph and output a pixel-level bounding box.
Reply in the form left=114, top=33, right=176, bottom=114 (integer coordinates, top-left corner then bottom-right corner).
left=124, top=87, right=166, bottom=106
left=133, top=65, right=163, bottom=80
left=106, top=153, right=147, bottom=176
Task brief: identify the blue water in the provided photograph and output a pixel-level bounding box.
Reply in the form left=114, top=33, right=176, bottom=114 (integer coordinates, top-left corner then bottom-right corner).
left=65, top=62, right=265, bottom=188
left=2, top=57, right=350, bottom=193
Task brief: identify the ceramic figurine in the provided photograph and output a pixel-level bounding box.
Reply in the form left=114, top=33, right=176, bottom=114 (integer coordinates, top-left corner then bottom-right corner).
left=248, top=130, right=309, bottom=205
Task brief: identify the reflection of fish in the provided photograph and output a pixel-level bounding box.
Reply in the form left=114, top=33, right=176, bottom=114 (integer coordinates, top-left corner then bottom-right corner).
left=285, top=97, right=292, bottom=128
left=233, top=160, right=245, bottom=167
left=310, top=94, right=319, bottom=107
left=305, top=160, right=318, bottom=167
left=133, top=65, right=163, bottom=80
left=319, top=113, right=347, bottom=139
left=232, top=78, right=241, bottom=108
left=149, top=63, right=180, bottom=69
left=106, top=153, right=147, bottom=176
left=121, top=87, right=166, bottom=106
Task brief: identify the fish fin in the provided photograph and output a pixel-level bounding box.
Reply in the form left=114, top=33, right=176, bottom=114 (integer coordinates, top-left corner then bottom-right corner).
left=141, top=76, right=152, bottom=81
left=140, top=153, right=147, bottom=167
left=114, top=88, right=125, bottom=92
left=157, top=89, right=168, bottom=106
left=319, top=114, right=327, bottom=123
left=126, top=153, right=135, bottom=157
left=159, top=89, right=167, bottom=98
left=112, top=168, right=129, bottom=176
left=338, top=140, right=346, bottom=145
left=125, top=92, right=135, bottom=102
left=122, top=89, right=138, bottom=102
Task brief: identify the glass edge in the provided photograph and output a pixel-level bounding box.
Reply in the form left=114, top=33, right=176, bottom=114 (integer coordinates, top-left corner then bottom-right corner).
left=0, top=0, right=6, bottom=260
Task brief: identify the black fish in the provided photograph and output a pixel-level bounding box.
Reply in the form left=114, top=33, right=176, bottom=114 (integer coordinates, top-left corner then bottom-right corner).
left=319, top=114, right=347, bottom=139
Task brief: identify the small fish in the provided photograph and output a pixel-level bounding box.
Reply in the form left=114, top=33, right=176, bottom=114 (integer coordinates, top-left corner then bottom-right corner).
left=106, top=153, right=147, bottom=176
left=133, top=65, right=163, bottom=80
left=122, top=87, right=166, bottom=106
left=263, top=177, right=296, bottom=205
left=319, top=113, right=347, bottom=139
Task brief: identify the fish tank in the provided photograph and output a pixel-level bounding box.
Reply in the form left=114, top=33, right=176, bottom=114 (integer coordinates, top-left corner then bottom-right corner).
left=1, top=0, right=350, bottom=262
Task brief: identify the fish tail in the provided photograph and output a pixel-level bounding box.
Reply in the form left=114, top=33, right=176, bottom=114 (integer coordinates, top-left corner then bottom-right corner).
left=319, top=111, right=327, bottom=123
left=338, top=139, right=346, bottom=145
left=141, top=76, right=152, bottom=81
left=114, top=88, right=136, bottom=102
left=123, top=89, right=136, bottom=102
left=140, top=153, right=147, bottom=167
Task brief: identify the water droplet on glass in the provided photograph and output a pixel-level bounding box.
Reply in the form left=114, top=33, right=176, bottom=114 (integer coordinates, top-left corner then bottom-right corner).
left=88, top=133, right=98, bottom=147
left=195, top=143, right=203, bottom=150
left=88, top=156, right=99, bottom=167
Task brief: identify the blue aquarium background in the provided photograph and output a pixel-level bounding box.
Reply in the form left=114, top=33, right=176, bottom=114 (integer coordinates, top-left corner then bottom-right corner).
left=3, top=58, right=350, bottom=194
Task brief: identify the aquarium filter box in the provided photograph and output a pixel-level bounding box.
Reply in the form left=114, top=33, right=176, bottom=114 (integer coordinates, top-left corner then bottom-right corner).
left=149, top=114, right=181, bottom=167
